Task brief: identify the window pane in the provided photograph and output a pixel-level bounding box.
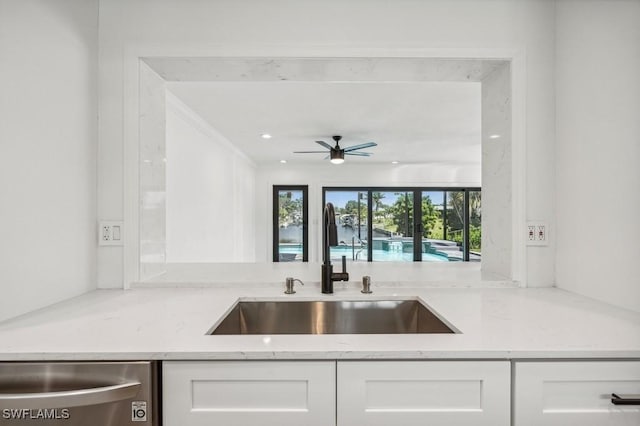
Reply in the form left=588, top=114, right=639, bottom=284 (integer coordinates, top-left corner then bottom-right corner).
left=420, top=191, right=450, bottom=262
left=325, top=191, right=368, bottom=261
left=469, top=190, right=481, bottom=261
left=277, top=189, right=304, bottom=261
left=444, top=191, right=465, bottom=262
left=371, top=191, right=413, bottom=262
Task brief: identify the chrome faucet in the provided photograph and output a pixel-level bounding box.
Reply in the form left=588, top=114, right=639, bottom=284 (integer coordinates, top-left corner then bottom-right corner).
left=322, top=202, right=349, bottom=294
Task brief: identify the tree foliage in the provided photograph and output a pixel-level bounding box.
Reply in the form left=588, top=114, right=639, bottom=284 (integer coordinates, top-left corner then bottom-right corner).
left=279, top=193, right=302, bottom=225
left=445, top=191, right=481, bottom=250
left=384, top=193, right=440, bottom=237
left=388, top=193, right=413, bottom=236
left=343, top=200, right=366, bottom=218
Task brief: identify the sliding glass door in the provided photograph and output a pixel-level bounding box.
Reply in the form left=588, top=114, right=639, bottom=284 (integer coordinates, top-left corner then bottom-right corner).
left=324, top=190, right=369, bottom=261
left=323, top=187, right=480, bottom=263
left=371, top=191, right=414, bottom=262
left=420, top=191, right=451, bottom=262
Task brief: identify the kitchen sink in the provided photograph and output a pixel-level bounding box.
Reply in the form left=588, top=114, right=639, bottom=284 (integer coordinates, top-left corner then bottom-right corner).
left=209, top=299, right=456, bottom=335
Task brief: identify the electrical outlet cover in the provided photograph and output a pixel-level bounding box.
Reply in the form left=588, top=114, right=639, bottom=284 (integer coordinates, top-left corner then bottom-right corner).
left=526, top=221, right=548, bottom=246
left=99, top=221, right=124, bottom=246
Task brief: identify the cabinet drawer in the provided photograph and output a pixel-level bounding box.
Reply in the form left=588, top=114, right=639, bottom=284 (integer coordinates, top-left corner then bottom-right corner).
left=163, top=361, right=335, bottom=426
left=337, top=360, right=510, bottom=426
left=514, top=361, right=640, bottom=426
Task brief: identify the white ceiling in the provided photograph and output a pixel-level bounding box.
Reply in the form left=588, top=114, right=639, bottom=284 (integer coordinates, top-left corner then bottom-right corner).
left=151, top=57, right=500, bottom=166
left=166, top=80, right=481, bottom=165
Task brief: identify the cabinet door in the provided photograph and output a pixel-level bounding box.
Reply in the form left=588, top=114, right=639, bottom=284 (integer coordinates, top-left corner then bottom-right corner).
left=514, top=361, right=640, bottom=426
left=337, top=360, right=510, bottom=426
left=163, top=361, right=336, bottom=426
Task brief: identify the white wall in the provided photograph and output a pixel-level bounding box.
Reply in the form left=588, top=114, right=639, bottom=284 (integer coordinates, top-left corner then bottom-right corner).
left=555, top=0, right=640, bottom=312
left=481, top=64, right=512, bottom=280
left=0, top=0, right=98, bottom=321
left=0, top=0, right=634, bottom=318
left=98, top=0, right=557, bottom=287
left=165, top=93, right=256, bottom=263
left=138, top=63, right=168, bottom=281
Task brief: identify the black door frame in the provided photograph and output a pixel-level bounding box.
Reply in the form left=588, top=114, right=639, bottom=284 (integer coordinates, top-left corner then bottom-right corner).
left=273, top=185, right=309, bottom=262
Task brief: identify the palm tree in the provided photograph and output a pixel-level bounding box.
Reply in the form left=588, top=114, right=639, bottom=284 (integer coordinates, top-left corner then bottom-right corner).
left=371, top=192, right=385, bottom=212
left=448, top=191, right=465, bottom=229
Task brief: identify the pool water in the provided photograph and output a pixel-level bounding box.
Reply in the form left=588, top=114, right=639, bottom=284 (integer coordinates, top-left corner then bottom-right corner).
left=329, top=246, right=448, bottom=262
left=279, top=244, right=449, bottom=262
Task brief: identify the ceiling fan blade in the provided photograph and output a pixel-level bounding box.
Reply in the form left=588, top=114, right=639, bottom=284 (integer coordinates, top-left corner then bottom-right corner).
left=293, top=150, right=328, bottom=154
left=345, top=152, right=372, bottom=156
left=315, top=140, right=334, bottom=150
left=343, top=142, right=377, bottom=152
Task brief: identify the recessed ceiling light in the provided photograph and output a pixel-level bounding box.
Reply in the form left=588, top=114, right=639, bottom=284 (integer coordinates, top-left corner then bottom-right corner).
left=280, top=160, right=287, bottom=164
left=261, top=133, right=272, bottom=139
left=391, top=161, right=399, bottom=164
left=489, top=134, right=501, bottom=139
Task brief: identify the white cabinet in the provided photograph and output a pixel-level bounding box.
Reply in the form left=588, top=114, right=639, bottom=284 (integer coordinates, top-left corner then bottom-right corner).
left=163, top=361, right=336, bottom=426
left=514, top=361, right=640, bottom=426
left=337, top=361, right=510, bottom=426
left=164, top=360, right=510, bottom=426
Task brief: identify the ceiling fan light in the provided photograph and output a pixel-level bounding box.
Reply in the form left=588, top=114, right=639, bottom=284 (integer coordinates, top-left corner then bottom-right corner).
left=330, top=150, right=345, bottom=164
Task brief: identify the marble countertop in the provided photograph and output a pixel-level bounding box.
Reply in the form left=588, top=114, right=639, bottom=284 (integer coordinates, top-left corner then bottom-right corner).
left=0, top=284, right=639, bottom=361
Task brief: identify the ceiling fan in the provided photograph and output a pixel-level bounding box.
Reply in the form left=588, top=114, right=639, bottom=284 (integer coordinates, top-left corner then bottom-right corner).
left=293, top=135, right=377, bottom=164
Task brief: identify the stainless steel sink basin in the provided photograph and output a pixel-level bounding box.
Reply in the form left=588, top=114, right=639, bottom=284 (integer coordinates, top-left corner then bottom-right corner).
left=209, top=299, right=455, bottom=335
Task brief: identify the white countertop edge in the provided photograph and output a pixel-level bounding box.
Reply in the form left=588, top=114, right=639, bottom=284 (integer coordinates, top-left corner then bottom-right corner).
left=2, top=351, right=640, bottom=362
left=131, top=280, right=520, bottom=289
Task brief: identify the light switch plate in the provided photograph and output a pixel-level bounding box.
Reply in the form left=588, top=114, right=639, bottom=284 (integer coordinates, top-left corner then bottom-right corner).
left=99, top=221, right=124, bottom=246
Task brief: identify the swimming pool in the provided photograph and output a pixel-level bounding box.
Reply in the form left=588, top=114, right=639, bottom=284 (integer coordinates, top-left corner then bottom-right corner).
left=278, top=243, right=450, bottom=262
left=328, top=245, right=448, bottom=262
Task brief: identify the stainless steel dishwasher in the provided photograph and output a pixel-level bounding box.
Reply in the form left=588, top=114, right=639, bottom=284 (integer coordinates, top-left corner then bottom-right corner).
left=0, top=362, right=159, bottom=425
